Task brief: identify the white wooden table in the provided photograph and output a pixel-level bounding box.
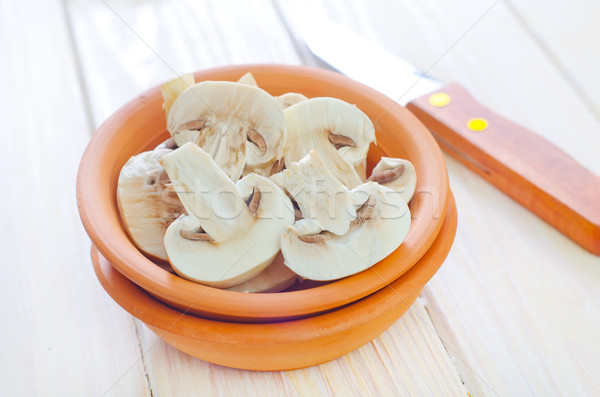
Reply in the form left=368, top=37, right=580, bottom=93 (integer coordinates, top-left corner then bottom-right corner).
left=2, top=0, right=599, bottom=395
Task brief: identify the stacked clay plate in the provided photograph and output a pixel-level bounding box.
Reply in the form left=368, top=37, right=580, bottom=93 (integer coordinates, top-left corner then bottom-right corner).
left=77, top=64, right=456, bottom=370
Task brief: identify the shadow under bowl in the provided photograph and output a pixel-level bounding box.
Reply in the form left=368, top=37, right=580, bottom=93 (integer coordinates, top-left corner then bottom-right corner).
left=91, top=193, right=457, bottom=371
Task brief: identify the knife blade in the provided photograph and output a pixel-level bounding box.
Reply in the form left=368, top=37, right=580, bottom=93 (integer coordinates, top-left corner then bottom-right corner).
left=298, top=18, right=600, bottom=255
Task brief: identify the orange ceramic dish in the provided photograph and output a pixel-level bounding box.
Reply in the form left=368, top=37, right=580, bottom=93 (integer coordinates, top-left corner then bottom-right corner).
left=91, top=194, right=456, bottom=371
left=77, top=64, right=450, bottom=322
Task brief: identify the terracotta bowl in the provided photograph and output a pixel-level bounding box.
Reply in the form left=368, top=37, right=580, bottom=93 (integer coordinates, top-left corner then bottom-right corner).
left=77, top=64, right=450, bottom=322
left=92, top=194, right=456, bottom=371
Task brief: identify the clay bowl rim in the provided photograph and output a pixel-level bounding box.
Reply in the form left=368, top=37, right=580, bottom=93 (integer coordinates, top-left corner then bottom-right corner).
left=91, top=194, right=457, bottom=371
left=77, top=64, right=449, bottom=322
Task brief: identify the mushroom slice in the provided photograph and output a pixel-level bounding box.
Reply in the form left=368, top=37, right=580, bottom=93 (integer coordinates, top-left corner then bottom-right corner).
left=227, top=252, right=297, bottom=293
left=153, top=137, right=178, bottom=151
left=236, top=70, right=306, bottom=164
left=355, top=159, right=367, bottom=182
left=160, top=73, right=195, bottom=119
left=276, top=92, right=308, bottom=109
left=281, top=182, right=411, bottom=281
left=236, top=73, right=307, bottom=110
left=117, top=148, right=184, bottom=261
left=271, top=150, right=356, bottom=236
left=160, top=143, right=294, bottom=288
left=237, top=72, right=258, bottom=87
left=369, top=157, right=417, bottom=203
left=283, top=97, right=375, bottom=188
left=167, top=81, right=285, bottom=181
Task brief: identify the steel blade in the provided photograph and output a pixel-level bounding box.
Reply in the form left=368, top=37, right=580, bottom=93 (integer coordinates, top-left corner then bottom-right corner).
left=298, top=18, right=441, bottom=105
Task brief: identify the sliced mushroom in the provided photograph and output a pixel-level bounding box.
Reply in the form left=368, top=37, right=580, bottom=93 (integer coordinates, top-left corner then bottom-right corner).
left=355, top=159, right=367, bottom=182
left=237, top=72, right=258, bottom=87
left=369, top=157, right=417, bottom=203
left=270, top=150, right=356, bottom=236
left=280, top=181, right=411, bottom=281
left=153, top=137, right=178, bottom=151
left=117, top=148, right=184, bottom=261
left=276, top=92, right=308, bottom=109
left=160, top=143, right=294, bottom=288
left=160, top=73, right=195, bottom=119
left=283, top=97, right=375, bottom=188
left=227, top=252, right=297, bottom=293
left=167, top=81, right=285, bottom=181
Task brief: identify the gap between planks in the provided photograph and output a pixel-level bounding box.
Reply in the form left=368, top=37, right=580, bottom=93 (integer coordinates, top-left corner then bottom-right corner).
left=502, top=0, right=600, bottom=122
left=133, top=318, right=156, bottom=397
left=60, top=0, right=156, bottom=395
left=59, top=0, right=96, bottom=135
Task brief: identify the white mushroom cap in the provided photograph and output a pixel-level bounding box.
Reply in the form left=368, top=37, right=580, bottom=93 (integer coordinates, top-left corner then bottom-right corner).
left=369, top=157, right=417, bottom=203
left=167, top=81, right=285, bottom=180
left=226, top=252, right=297, bottom=293
left=117, top=148, right=183, bottom=261
left=280, top=181, right=411, bottom=281
left=237, top=72, right=258, bottom=87
left=276, top=92, right=308, bottom=109
left=160, top=142, right=249, bottom=242
left=271, top=150, right=356, bottom=236
left=160, top=143, right=294, bottom=288
left=160, top=73, right=195, bottom=119
left=283, top=97, right=376, bottom=188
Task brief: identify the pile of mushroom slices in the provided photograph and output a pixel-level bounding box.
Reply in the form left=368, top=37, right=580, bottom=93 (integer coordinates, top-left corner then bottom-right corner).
left=116, top=73, right=417, bottom=293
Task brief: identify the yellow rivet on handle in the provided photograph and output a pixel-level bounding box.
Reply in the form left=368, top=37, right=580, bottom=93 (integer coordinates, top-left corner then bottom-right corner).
left=467, top=118, right=488, bottom=132
left=428, top=92, right=451, bottom=107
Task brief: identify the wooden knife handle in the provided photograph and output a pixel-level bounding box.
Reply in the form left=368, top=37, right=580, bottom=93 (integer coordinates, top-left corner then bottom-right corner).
left=406, top=83, right=600, bottom=255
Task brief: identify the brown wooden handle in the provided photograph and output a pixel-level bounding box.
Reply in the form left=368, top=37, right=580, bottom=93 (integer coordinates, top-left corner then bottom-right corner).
left=406, top=83, right=600, bottom=255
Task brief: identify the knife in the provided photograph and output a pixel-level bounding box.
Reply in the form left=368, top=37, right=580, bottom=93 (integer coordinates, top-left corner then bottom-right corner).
left=298, top=18, right=600, bottom=255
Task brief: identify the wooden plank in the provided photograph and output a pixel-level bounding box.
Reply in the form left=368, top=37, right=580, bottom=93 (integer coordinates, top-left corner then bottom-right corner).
left=67, top=0, right=468, bottom=394
left=275, top=0, right=600, bottom=395
left=0, top=0, right=150, bottom=396
left=67, top=0, right=302, bottom=127
left=504, top=0, right=600, bottom=120
left=135, top=300, right=466, bottom=396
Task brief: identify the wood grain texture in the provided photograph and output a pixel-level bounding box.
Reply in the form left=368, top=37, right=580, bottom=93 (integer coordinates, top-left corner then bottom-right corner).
left=5, top=0, right=598, bottom=395
left=135, top=300, right=466, bottom=396
left=67, top=0, right=302, bottom=126
left=505, top=0, right=600, bottom=120
left=0, top=0, right=149, bottom=395
left=407, top=83, right=600, bottom=254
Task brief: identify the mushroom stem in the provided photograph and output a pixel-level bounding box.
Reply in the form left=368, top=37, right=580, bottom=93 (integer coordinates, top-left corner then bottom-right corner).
left=356, top=195, right=376, bottom=220
left=247, top=129, right=267, bottom=155
left=174, top=119, right=206, bottom=134
left=328, top=131, right=357, bottom=149
left=299, top=231, right=335, bottom=244
left=269, top=158, right=285, bottom=175
left=285, top=192, right=303, bottom=220
left=180, top=228, right=214, bottom=242
left=246, top=186, right=261, bottom=215
left=160, top=143, right=254, bottom=241
left=368, top=164, right=405, bottom=184
left=161, top=183, right=184, bottom=210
